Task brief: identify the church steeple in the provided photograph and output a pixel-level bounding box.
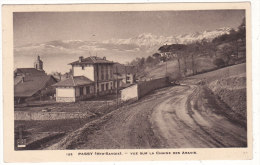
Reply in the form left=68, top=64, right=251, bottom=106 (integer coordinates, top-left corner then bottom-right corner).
left=34, top=55, right=43, bottom=70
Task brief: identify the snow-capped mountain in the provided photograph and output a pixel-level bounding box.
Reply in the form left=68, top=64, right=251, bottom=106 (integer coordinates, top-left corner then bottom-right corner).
left=175, top=27, right=231, bottom=44
left=15, top=27, right=231, bottom=53
left=14, top=27, right=231, bottom=73
left=102, top=33, right=178, bottom=48
left=103, top=27, right=231, bottom=48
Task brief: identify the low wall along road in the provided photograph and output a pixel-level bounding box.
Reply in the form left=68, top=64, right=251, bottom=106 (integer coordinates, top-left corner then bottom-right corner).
left=14, top=111, right=94, bottom=120
left=121, top=77, right=170, bottom=101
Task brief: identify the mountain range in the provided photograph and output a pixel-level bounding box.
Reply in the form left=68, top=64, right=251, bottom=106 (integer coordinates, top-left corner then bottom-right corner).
left=14, top=27, right=231, bottom=73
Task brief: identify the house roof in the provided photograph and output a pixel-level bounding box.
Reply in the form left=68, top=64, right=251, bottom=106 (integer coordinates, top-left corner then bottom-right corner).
left=69, top=56, right=114, bottom=65
left=14, top=76, right=23, bottom=85
left=113, top=63, right=137, bottom=75
left=15, top=68, right=46, bottom=76
left=52, top=76, right=94, bottom=87
left=14, top=75, right=57, bottom=97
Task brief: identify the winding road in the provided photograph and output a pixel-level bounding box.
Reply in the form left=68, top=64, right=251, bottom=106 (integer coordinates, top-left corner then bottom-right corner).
left=73, top=83, right=247, bottom=149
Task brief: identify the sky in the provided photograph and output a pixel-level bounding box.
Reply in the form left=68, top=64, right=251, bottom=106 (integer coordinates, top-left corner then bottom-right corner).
left=13, top=10, right=245, bottom=73
left=13, top=10, right=245, bottom=47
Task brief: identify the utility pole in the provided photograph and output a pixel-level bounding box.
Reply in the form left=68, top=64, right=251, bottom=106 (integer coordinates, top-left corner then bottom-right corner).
left=165, top=60, right=168, bottom=76
left=116, top=66, right=118, bottom=108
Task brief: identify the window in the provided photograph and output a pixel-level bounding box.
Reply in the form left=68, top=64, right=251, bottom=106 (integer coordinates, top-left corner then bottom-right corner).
left=110, top=68, right=113, bottom=79
left=86, top=86, right=90, bottom=94
left=101, top=84, right=105, bottom=91
left=106, top=65, right=109, bottom=80
left=126, top=76, right=131, bottom=84
left=101, top=65, right=104, bottom=80
left=79, top=87, right=84, bottom=95
left=114, top=81, right=116, bottom=88
left=106, top=83, right=109, bottom=91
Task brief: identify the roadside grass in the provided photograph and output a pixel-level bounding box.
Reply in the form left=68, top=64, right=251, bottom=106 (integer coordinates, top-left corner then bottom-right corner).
left=185, top=63, right=247, bottom=126
left=207, top=73, right=247, bottom=122
left=15, top=97, right=117, bottom=115
left=14, top=119, right=89, bottom=150
left=14, top=94, right=121, bottom=150
left=189, top=63, right=246, bottom=83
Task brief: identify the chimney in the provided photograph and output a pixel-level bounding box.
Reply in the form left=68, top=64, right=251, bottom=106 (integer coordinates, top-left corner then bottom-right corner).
left=103, top=56, right=106, bottom=60
left=79, top=56, right=83, bottom=62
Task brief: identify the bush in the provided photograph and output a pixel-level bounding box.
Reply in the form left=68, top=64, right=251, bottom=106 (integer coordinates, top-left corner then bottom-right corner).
left=213, top=58, right=225, bottom=68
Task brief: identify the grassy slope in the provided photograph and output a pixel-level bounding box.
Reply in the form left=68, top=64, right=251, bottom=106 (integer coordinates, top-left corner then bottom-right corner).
left=141, top=56, right=216, bottom=80
left=190, top=63, right=246, bottom=82
left=190, top=63, right=247, bottom=122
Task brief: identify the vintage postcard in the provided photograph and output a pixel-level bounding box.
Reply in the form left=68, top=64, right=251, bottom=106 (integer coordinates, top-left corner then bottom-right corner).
left=3, top=3, right=252, bottom=162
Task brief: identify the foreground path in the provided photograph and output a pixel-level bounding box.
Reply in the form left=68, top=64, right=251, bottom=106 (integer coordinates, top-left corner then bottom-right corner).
left=151, top=85, right=247, bottom=148
left=58, top=84, right=247, bottom=149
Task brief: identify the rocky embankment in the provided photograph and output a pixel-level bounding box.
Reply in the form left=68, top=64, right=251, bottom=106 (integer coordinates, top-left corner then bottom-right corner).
left=208, top=73, right=247, bottom=125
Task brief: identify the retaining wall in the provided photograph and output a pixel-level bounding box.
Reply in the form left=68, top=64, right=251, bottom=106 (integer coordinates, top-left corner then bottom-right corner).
left=56, top=97, right=76, bottom=102
left=120, top=77, right=170, bottom=101
left=138, top=77, right=170, bottom=98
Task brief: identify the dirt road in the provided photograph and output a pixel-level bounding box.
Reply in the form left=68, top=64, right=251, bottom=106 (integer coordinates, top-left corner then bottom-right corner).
left=52, top=84, right=247, bottom=149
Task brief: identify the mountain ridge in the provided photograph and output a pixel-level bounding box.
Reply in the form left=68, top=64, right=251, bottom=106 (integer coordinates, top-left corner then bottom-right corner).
left=14, top=27, right=232, bottom=73
left=15, top=27, right=232, bottom=49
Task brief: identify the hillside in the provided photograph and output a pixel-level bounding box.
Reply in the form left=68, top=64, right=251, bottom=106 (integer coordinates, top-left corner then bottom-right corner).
left=138, top=56, right=216, bottom=80
left=190, top=63, right=246, bottom=82
left=186, top=63, right=247, bottom=125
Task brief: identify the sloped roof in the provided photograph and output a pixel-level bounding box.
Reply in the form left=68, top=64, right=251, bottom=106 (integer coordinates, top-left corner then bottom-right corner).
left=52, top=76, right=94, bottom=87
left=15, top=68, right=45, bottom=76
left=69, top=56, right=114, bottom=65
left=14, top=75, right=57, bottom=97
left=14, top=76, right=23, bottom=85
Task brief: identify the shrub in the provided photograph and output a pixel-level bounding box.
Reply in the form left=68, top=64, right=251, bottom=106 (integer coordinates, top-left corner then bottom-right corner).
left=213, top=58, right=225, bottom=68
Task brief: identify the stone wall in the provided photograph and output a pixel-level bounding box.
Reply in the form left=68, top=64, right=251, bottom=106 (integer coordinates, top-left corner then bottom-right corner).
left=15, top=111, right=93, bottom=120
left=120, top=77, right=170, bottom=101
left=138, top=77, right=170, bottom=98
left=56, top=97, right=76, bottom=102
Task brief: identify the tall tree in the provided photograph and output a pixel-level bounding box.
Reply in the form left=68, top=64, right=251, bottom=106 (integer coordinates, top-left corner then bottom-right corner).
left=221, top=45, right=235, bottom=66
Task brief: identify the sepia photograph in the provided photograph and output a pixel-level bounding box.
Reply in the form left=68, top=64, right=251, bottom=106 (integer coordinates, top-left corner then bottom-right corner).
left=2, top=3, right=252, bottom=162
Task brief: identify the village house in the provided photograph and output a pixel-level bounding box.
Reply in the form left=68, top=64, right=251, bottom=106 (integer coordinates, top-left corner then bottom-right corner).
left=159, top=52, right=178, bottom=62
left=14, top=56, right=57, bottom=104
left=113, top=63, right=137, bottom=87
left=53, top=56, right=121, bottom=102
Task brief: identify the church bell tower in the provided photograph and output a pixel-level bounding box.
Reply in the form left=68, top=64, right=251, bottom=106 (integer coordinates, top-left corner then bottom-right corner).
left=34, top=55, right=43, bottom=70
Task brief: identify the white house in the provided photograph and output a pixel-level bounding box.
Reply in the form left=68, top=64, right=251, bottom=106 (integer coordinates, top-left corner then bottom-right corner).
left=53, top=56, right=120, bottom=102
left=53, top=76, right=95, bottom=102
